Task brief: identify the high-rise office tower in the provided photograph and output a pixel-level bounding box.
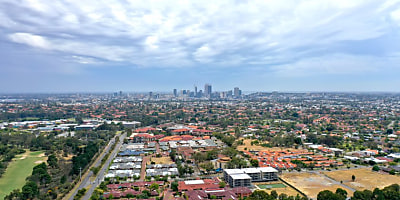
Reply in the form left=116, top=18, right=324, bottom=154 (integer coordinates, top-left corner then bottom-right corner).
left=173, top=89, right=177, bottom=97
left=234, top=87, right=240, bottom=97
left=194, top=85, right=198, bottom=97
left=205, top=84, right=212, bottom=97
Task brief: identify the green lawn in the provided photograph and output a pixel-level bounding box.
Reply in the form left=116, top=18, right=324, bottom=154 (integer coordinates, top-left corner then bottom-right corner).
left=258, top=183, right=287, bottom=189
left=0, top=151, right=45, bottom=199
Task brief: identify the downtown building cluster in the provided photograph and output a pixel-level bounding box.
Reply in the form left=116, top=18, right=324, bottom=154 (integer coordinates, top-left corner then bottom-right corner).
left=172, top=84, right=242, bottom=99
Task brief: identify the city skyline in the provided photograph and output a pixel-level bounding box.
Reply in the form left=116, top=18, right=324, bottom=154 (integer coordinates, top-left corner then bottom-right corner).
left=1, top=1, right=400, bottom=93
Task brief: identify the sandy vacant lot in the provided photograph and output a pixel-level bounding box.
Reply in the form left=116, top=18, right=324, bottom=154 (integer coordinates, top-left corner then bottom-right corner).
left=148, top=156, right=174, bottom=165
left=237, top=139, right=296, bottom=152
left=281, top=172, right=353, bottom=199
left=323, top=168, right=400, bottom=191
left=254, top=181, right=301, bottom=197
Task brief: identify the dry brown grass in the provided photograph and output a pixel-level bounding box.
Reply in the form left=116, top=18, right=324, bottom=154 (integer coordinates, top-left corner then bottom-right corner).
left=323, top=168, right=400, bottom=191
left=281, top=172, right=353, bottom=199
left=148, top=156, right=174, bottom=165
left=237, top=139, right=296, bottom=152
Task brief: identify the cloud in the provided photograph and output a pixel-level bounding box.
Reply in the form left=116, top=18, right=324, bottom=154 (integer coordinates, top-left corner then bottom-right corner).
left=9, top=33, right=50, bottom=49
left=1, top=0, right=400, bottom=75
left=271, top=54, right=399, bottom=77
left=8, top=32, right=133, bottom=62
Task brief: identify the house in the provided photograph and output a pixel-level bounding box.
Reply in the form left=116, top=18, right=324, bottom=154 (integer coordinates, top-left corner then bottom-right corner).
left=184, top=187, right=251, bottom=200
left=129, top=133, right=155, bottom=143
left=178, top=178, right=220, bottom=192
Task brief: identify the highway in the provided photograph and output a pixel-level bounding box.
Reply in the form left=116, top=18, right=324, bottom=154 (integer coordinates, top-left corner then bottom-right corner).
left=66, top=132, right=126, bottom=200
left=81, top=132, right=126, bottom=200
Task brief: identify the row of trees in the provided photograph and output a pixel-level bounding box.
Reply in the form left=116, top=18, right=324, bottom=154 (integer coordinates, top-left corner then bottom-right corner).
left=71, top=141, right=100, bottom=175
left=247, top=184, right=400, bottom=200
left=317, top=184, right=400, bottom=200
left=247, top=190, right=308, bottom=200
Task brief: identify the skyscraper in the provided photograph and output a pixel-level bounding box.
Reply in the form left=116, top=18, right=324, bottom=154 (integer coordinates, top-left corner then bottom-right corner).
left=173, top=89, right=177, bottom=97
left=234, top=87, right=240, bottom=97
left=204, top=84, right=212, bottom=98
left=194, top=85, right=198, bottom=97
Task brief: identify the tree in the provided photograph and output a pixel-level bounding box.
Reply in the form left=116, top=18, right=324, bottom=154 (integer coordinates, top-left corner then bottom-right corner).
left=170, top=149, right=177, bottom=161
left=336, top=188, right=347, bottom=198
left=352, top=190, right=373, bottom=200
left=171, top=181, right=179, bottom=192
left=150, top=183, right=159, bottom=190
left=372, top=165, right=380, bottom=172
left=317, top=190, right=345, bottom=200
left=4, top=189, right=22, bottom=200
left=250, top=159, right=259, bottom=167
left=199, top=162, right=214, bottom=172
left=352, top=175, right=356, bottom=182
left=22, top=181, right=39, bottom=199
left=60, top=175, right=67, bottom=184
left=270, top=190, right=278, bottom=199
left=247, top=190, right=274, bottom=200
left=278, top=193, right=288, bottom=200
left=47, top=154, right=58, bottom=168
left=91, top=167, right=100, bottom=175
left=193, top=152, right=207, bottom=163
left=219, top=181, right=226, bottom=188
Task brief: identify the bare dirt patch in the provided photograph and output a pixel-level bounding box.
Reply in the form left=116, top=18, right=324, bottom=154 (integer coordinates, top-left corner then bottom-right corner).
left=62, top=154, right=74, bottom=161
left=323, top=168, right=400, bottom=191
left=148, top=156, right=174, bottom=165
left=237, top=139, right=296, bottom=152
left=281, top=172, right=353, bottom=199
left=37, top=153, right=45, bottom=157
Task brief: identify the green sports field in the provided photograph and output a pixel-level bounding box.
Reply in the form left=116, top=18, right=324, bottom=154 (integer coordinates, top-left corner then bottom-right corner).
left=0, top=151, right=45, bottom=199
left=258, top=183, right=287, bottom=189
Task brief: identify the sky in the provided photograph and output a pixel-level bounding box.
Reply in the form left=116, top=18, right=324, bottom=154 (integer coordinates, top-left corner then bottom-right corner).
left=1, top=0, right=400, bottom=93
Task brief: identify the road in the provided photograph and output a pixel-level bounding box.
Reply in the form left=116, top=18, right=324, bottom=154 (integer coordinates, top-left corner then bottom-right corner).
left=140, top=156, right=150, bottom=181
left=65, top=132, right=126, bottom=200
left=281, top=166, right=371, bottom=199
left=80, top=132, right=127, bottom=200
left=312, top=171, right=356, bottom=193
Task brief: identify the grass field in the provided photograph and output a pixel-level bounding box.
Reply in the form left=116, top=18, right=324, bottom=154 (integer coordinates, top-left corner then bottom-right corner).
left=254, top=181, right=300, bottom=197
left=323, top=168, right=400, bottom=191
left=258, top=183, right=286, bottom=189
left=0, top=150, right=46, bottom=199
left=281, top=172, right=353, bottom=199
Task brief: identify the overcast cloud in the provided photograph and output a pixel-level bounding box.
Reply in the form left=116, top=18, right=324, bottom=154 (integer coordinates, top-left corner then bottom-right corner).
left=1, top=0, right=400, bottom=92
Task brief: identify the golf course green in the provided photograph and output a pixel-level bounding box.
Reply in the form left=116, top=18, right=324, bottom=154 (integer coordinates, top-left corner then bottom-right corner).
left=0, top=150, right=45, bottom=199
